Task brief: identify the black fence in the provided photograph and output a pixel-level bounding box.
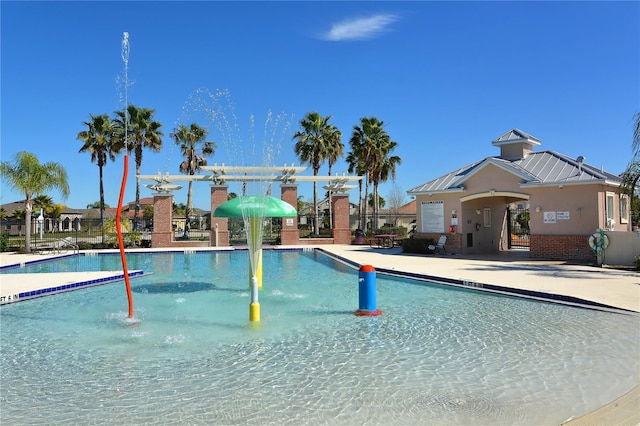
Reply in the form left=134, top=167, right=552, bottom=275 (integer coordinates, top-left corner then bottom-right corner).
left=1, top=217, right=149, bottom=251
left=1, top=213, right=411, bottom=252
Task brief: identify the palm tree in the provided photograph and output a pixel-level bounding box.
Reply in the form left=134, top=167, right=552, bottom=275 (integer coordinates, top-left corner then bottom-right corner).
left=33, top=194, right=54, bottom=212
left=348, top=117, right=383, bottom=229
left=293, top=112, right=342, bottom=234
left=32, top=195, right=53, bottom=233
left=325, top=128, right=344, bottom=177
left=87, top=200, right=110, bottom=209
left=620, top=112, right=640, bottom=225
left=0, top=152, right=69, bottom=253
left=78, top=113, right=120, bottom=241
left=370, top=138, right=401, bottom=230
left=346, top=134, right=369, bottom=229
left=170, top=123, right=216, bottom=238
left=12, top=209, right=25, bottom=236
left=48, top=204, right=64, bottom=233
left=348, top=117, right=400, bottom=231
left=114, top=105, right=163, bottom=229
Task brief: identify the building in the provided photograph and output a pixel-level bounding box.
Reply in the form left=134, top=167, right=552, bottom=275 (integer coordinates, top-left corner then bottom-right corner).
left=407, top=129, right=630, bottom=262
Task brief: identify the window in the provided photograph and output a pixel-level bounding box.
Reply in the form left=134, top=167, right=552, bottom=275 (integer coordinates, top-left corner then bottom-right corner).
left=483, top=208, right=491, bottom=227
left=606, top=193, right=614, bottom=221
left=620, top=196, right=629, bottom=224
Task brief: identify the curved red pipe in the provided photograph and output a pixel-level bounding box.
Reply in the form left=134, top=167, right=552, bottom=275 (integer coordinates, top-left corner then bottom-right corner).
left=116, top=154, right=134, bottom=318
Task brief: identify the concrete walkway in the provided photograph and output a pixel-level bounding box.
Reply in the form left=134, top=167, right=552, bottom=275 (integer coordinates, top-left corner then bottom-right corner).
left=1, top=247, right=638, bottom=425
left=319, top=246, right=640, bottom=312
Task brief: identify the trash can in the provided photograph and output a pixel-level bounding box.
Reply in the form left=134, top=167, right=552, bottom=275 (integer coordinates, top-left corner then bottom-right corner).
left=354, top=229, right=365, bottom=245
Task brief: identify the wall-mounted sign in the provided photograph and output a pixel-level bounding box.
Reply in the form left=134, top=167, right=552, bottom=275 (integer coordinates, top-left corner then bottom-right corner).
left=421, top=201, right=444, bottom=232
left=557, top=211, right=570, bottom=220
left=543, top=211, right=556, bottom=224
left=286, top=218, right=294, bottom=226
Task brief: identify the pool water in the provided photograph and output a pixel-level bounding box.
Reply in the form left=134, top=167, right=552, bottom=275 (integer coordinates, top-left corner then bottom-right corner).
left=1, top=250, right=638, bottom=425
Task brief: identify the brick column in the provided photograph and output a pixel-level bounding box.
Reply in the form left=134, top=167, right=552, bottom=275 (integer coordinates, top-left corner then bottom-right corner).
left=210, top=185, right=229, bottom=246
left=151, top=193, right=173, bottom=248
left=332, top=193, right=351, bottom=244
left=280, top=184, right=299, bottom=245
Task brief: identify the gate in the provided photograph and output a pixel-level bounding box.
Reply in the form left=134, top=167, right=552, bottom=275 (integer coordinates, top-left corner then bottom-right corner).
left=507, top=205, right=530, bottom=249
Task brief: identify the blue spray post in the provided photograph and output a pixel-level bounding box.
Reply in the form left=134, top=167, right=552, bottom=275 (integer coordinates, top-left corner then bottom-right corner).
left=355, top=264, right=382, bottom=316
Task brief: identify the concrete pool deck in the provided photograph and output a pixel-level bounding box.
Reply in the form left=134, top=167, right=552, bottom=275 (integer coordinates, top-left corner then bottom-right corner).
left=0, top=246, right=638, bottom=425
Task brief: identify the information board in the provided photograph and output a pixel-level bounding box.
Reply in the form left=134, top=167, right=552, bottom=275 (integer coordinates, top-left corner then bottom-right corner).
left=421, top=201, right=444, bottom=232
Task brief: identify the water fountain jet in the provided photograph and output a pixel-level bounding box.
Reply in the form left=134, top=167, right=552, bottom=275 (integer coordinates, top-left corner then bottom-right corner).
left=214, top=195, right=296, bottom=323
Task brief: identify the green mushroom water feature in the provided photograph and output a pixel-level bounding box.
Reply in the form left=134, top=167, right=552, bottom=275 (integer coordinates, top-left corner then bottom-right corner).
left=214, top=195, right=297, bottom=323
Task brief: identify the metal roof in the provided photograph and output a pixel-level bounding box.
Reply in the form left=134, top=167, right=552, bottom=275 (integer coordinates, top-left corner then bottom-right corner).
left=491, top=128, right=542, bottom=147
left=407, top=150, right=622, bottom=195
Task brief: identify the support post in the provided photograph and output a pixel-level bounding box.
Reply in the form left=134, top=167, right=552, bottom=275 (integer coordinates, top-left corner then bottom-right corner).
left=151, top=193, right=174, bottom=248
left=210, top=185, right=229, bottom=246
left=280, top=184, right=299, bottom=245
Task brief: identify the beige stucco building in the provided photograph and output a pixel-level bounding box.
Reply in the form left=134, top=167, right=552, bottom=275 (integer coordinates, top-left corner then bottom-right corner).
left=407, top=129, right=630, bottom=262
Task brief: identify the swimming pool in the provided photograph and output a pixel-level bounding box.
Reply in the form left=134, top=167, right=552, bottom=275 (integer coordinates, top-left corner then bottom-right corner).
left=1, top=250, right=638, bottom=425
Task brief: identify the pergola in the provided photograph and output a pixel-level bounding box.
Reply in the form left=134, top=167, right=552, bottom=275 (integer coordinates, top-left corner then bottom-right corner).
left=140, top=163, right=361, bottom=191
left=138, top=164, right=363, bottom=248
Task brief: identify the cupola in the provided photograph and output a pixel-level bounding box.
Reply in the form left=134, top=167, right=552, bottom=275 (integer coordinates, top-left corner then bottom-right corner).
left=492, top=128, right=541, bottom=160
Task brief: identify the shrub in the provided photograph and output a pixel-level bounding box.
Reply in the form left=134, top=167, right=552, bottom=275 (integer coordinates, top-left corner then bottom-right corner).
left=0, top=233, right=8, bottom=252
left=377, top=225, right=408, bottom=239
left=77, top=242, right=93, bottom=250
left=398, top=237, right=435, bottom=254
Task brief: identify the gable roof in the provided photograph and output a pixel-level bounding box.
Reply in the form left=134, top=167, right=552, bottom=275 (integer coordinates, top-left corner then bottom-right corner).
left=407, top=150, right=622, bottom=195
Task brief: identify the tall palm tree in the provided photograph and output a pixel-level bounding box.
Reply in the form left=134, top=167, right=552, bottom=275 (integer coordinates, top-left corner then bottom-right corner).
left=346, top=132, right=369, bottom=229
left=293, top=112, right=342, bottom=234
left=170, top=123, right=216, bottom=238
left=325, top=128, right=344, bottom=177
left=78, top=113, right=120, bottom=241
left=0, top=152, right=69, bottom=253
left=348, top=117, right=390, bottom=230
left=370, top=137, right=401, bottom=230
left=114, top=105, right=163, bottom=229
left=620, top=112, right=640, bottom=225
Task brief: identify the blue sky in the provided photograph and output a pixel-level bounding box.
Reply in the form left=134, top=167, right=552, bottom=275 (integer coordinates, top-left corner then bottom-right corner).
left=2, top=1, right=639, bottom=211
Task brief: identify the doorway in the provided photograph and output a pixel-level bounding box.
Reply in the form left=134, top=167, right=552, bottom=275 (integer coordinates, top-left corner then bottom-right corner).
left=507, top=204, right=530, bottom=249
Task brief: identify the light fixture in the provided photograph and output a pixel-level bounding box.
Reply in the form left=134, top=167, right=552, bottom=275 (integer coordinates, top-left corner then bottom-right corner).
left=476, top=209, right=481, bottom=215
left=535, top=206, right=541, bottom=213
left=451, top=209, right=457, bottom=215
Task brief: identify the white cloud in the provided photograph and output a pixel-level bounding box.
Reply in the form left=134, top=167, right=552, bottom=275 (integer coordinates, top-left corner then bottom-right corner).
left=323, top=14, right=399, bottom=41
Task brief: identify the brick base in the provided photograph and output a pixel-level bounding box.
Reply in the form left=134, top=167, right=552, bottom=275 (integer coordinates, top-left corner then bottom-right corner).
left=280, top=228, right=300, bottom=245
left=151, top=232, right=173, bottom=248
left=414, top=232, right=459, bottom=254
left=332, top=228, right=352, bottom=245
left=530, top=234, right=596, bottom=263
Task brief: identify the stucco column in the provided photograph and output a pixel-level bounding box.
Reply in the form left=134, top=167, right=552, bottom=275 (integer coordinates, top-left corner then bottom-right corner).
left=151, top=193, right=173, bottom=248
left=280, top=184, right=299, bottom=245
left=210, top=185, right=229, bottom=246
left=332, top=193, right=351, bottom=244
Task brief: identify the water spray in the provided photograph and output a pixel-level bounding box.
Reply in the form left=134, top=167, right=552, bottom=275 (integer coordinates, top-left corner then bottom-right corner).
left=116, top=31, right=134, bottom=319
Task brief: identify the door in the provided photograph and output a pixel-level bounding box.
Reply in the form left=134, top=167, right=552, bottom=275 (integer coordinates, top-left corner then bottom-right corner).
left=507, top=205, right=530, bottom=249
